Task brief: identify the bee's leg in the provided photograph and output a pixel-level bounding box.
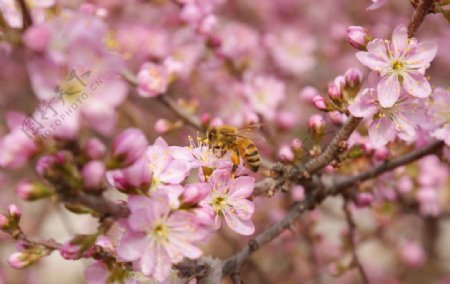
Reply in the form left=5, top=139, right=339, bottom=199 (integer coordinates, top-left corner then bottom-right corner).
left=230, top=151, right=240, bottom=175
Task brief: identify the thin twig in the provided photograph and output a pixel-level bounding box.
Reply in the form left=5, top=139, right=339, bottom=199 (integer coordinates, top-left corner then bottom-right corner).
left=16, top=0, right=33, bottom=29
left=408, top=0, right=435, bottom=38
left=222, top=140, right=443, bottom=277
left=343, top=200, right=370, bottom=284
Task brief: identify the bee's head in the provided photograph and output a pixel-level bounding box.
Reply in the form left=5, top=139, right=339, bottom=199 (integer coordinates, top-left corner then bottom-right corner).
left=207, top=128, right=217, bottom=143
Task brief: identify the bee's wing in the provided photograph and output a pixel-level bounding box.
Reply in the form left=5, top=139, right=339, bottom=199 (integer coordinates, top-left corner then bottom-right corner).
left=221, top=125, right=266, bottom=143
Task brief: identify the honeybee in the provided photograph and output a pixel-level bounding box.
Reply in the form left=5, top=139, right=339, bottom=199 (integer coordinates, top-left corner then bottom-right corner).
left=206, top=125, right=262, bottom=172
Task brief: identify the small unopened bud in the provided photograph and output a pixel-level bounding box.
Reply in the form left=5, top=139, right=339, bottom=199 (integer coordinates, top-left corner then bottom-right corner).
left=355, top=192, right=374, bottom=208
left=200, top=113, right=211, bottom=125
left=291, top=185, right=305, bottom=201
left=299, top=86, right=320, bottom=104
left=312, top=95, right=327, bottom=111
left=23, top=25, right=50, bottom=53
left=110, top=128, right=148, bottom=168
left=347, top=26, right=371, bottom=51
left=8, top=204, right=21, bottom=221
left=82, top=161, right=105, bottom=189
left=328, top=82, right=343, bottom=103
left=16, top=180, right=53, bottom=201
left=83, top=138, right=106, bottom=160
left=328, top=111, right=347, bottom=126
left=0, top=214, right=9, bottom=230
left=154, top=119, right=172, bottom=134
left=374, top=147, right=389, bottom=161
left=344, top=68, right=364, bottom=89
left=290, top=138, right=303, bottom=152
left=60, top=234, right=97, bottom=260
left=278, top=145, right=295, bottom=162
left=35, top=155, right=55, bottom=177
left=8, top=247, right=49, bottom=269
left=245, top=112, right=260, bottom=125
left=308, top=114, right=325, bottom=141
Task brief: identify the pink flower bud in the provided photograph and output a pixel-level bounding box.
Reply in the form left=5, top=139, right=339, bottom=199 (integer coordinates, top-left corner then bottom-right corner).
left=308, top=114, right=325, bottom=137
left=355, top=192, right=374, bottom=207
left=278, top=145, right=294, bottom=162
left=328, top=82, right=343, bottom=102
left=83, top=138, right=106, bottom=160
left=200, top=113, right=211, bottom=125
left=107, top=158, right=151, bottom=192
left=0, top=214, right=9, bottom=229
left=398, top=241, right=426, bottom=268
left=397, top=176, right=413, bottom=194
left=23, top=25, right=50, bottom=52
left=8, top=204, right=21, bottom=220
left=16, top=180, right=53, bottom=201
left=137, top=62, right=169, bottom=98
left=245, top=112, right=260, bottom=125
left=276, top=111, right=295, bottom=130
left=290, top=138, right=303, bottom=151
left=299, top=86, right=320, bottom=104
left=328, top=111, right=347, bottom=126
left=111, top=128, right=148, bottom=168
left=8, top=252, right=28, bottom=269
left=60, top=242, right=83, bottom=260
left=154, top=119, right=172, bottom=134
left=347, top=26, right=371, bottom=51
left=35, top=155, right=55, bottom=177
left=291, top=185, right=305, bottom=201
left=82, top=161, right=105, bottom=189
left=344, top=68, right=364, bottom=89
left=312, top=95, right=327, bottom=110
left=374, top=147, right=389, bottom=161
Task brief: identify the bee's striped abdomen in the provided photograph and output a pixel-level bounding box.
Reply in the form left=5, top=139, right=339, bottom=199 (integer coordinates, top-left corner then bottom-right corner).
left=242, top=141, right=260, bottom=172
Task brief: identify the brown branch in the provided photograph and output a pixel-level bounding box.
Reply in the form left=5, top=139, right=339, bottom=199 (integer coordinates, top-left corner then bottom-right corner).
left=122, top=71, right=203, bottom=130
left=16, top=0, right=33, bottom=29
left=290, top=116, right=362, bottom=182
left=62, top=192, right=130, bottom=219
left=157, top=95, right=202, bottom=130
left=221, top=140, right=444, bottom=277
left=408, top=0, right=435, bottom=38
left=343, top=201, right=370, bottom=284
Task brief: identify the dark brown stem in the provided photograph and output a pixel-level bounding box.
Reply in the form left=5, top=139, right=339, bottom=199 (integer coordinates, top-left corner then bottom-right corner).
left=408, top=0, right=435, bottom=37
left=16, top=0, right=33, bottom=29
left=343, top=201, right=370, bottom=284
left=222, top=140, right=443, bottom=277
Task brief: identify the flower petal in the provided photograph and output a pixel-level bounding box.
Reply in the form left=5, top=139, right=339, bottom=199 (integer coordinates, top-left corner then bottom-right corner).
left=208, top=169, right=231, bottom=193
left=402, top=71, right=431, bottom=98
left=348, top=88, right=379, bottom=117
left=377, top=74, right=400, bottom=107
left=406, top=42, right=438, bottom=69
left=159, top=160, right=189, bottom=184
left=228, top=176, right=255, bottom=198
left=230, top=199, right=255, bottom=220
left=390, top=25, right=408, bottom=58
left=223, top=212, right=255, bottom=235
left=368, top=118, right=397, bottom=148
left=116, top=231, right=147, bottom=261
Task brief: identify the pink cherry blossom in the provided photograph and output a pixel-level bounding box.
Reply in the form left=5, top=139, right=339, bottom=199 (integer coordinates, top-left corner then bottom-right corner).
left=200, top=169, right=255, bottom=235
left=426, top=88, right=450, bottom=146
left=349, top=88, right=424, bottom=148
left=356, top=25, right=437, bottom=107
left=117, top=194, right=208, bottom=282
left=137, top=62, right=169, bottom=98
left=243, top=75, right=285, bottom=121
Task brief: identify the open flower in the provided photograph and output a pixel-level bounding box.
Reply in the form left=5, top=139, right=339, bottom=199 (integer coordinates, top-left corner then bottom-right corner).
left=117, top=194, right=208, bottom=282
left=349, top=88, right=423, bottom=148
left=200, top=169, right=255, bottom=235
left=356, top=25, right=437, bottom=107
left=426, top=88, right=450, bottom=146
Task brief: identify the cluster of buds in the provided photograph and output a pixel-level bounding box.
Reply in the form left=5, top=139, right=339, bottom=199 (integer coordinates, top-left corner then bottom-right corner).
left=8, top=246, right=51, bottom=269
left=60, top=234, right=97, bottom=260
left=0, top=204, right=22, bottom=238
left=312, top=68, right=364, bottom=113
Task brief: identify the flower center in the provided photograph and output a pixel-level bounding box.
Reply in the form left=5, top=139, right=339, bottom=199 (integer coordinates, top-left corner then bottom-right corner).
left=152, top=223, right=168, bottom=241
left=392, top=60, right=404, bottom=71
left=212, top=195, right=228, bottom=214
